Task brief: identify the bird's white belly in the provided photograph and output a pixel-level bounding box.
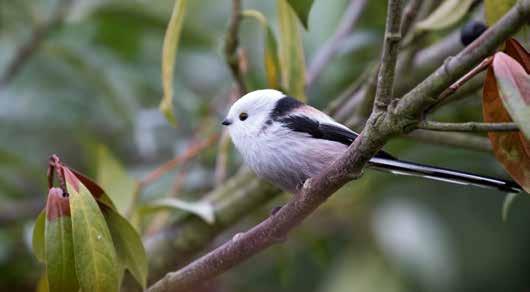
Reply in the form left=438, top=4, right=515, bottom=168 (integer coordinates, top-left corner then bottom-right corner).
left=240, top=129, right=348, bottom=193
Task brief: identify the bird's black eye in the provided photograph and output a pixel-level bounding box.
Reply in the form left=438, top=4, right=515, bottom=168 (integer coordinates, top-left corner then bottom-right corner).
left=239, top=112, right=248, bottom=121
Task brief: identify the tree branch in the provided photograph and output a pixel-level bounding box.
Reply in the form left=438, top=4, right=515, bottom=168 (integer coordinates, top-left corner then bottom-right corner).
left=372, top=0, right=404, bottom=112
left=0, top=0, right=72, bottom=87
left=146, top=1, right=530, bottom=289
left=224, top=0, right=247, bottom=95
left=306, top=0, right=367, bottom=86
left=417, top=121, right=519, bottom=132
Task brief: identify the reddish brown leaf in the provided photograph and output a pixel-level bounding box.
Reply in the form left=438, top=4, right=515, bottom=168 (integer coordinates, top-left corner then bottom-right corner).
left=46, top=187, right=71, bottom=221
left=483, top=65, right=530, bottom=193
left=69, top=168, right=104, bottom=198
left=505, top=38, right=530, bottom=73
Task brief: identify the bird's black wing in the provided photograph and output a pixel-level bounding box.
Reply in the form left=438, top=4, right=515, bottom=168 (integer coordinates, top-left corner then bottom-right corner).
left=279, top=115, right=395, bottom=159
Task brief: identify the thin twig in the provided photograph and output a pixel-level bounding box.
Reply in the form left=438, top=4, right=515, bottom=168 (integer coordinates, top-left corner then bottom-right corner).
left=0, top=0, right=72, bottom=87
left=224, top=0, right=247, bottom=95
left=417, top=121, right=519, bottom=132
left=306, top=0, right=367, bottom=86
left=138, top=134, right=219, bottom=188
left=372, top=0, right=404, bottom=112
left=406, top=130, right=492, bottom=152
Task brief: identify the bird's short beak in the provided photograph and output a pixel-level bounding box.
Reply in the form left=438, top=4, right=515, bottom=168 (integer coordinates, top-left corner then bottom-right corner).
left=222, top=118, right=232, bottom=126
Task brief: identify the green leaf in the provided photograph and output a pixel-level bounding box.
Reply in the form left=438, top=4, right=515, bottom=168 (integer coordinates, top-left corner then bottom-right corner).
left=45, top=188, right=79, bottom=292
left=492, top=52, right=530, bottom=140
left=97, top=145, right=138, bottom=215
left=415, top=0, right=474, bottom=31
left=32, top=209, right=46, bottom=262
left=277, top=0, right=307, bottom=100
left=36, top=271, right=49, bottom=292
left=102, top=206, right=148, bottom=288
left=485, top=0, right=516, bottom=25
left=242, top=10, right=281, bottom=89
left=141, top=198, right=215, bottom=224
left=160, top=0, right=188, bottom=127
left=285, top=0, right=314, bottom=29
left=502, top=192, right=519, bottom=222
left=70, top=168, right=118, bottom=211
left=64, top=168, right=120, bottom=292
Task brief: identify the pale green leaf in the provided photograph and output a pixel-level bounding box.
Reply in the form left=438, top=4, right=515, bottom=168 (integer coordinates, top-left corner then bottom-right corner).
left=493, top=52, right=530, bottom=140
left=277, top=0, right=307, bottom=100
left=415, top=0, right=474, bottom=31
left=502, top=192, right=519, bottom=222
left=485, top=0, right=516, bottom=25
left=141, top=198, right=215, bottom=224
left=160, top=0, right=188, bottom=127
left=103, top=206, right=148, bottom=288
left=97, top=145, right=137, bottom=216
left=32, top=209, right=46, bottom=262
left=36, top=272, right=49, bottom=292
left=286, top=0, right=315, bottom=29
left=65, top=168, right=120, bottom=292
left=45, top=189, right=78, bottom=292
left=242, top=10, right=281, bottom=89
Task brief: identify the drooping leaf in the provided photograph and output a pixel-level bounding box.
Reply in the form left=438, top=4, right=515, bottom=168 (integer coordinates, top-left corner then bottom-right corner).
left=483, top=65, right=530, bottom=193
left=97, top=145, right=138, bottom=215
left=64, top=168, right=120, bottom=292
left=485, top=0, right=516, bottom=25
left=102, top=205, right=148, bottom=288
left=505, top=38, right=530, bottom=72
left=285, top=0, right=314, bottom=29
left=277, top=0, right=307, bottom=101
left=160, top=0, right=188, bottom=127
left=45, top=188, right=79, bottom=292
left=141, top=198, right=215, bottom=224
left=242, top=10, right=281, bottom=89
left=416, top=0, right=475, bottom=31
left=502, top=192, right=519, bottom=221
left=492, top=52, right=530, bottom=140
left=32, top=209, right=46, bottom=262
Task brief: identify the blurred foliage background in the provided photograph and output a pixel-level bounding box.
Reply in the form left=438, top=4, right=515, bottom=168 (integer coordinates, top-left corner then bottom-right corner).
left=1, top=0, right=530, bottom=291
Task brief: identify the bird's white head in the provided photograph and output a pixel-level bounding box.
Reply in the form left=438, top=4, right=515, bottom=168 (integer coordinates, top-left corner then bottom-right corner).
left=222, top=89, right=285, bottom=141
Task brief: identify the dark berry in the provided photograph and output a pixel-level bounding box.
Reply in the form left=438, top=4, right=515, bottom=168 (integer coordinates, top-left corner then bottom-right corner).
left=460, top=20, right=488, bottom=46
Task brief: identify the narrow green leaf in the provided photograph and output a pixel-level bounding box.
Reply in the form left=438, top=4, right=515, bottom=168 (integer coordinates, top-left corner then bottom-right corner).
left=102, top=206, right=148, bottom=288
left=492, top=52, right=530, bottom=140
left=32, top=209, right=46, bottom=262
left=141, top=198, right=215, bottom=224
left=97, top=145, right=137, bottom=215
left=45, top=188, right=79, bottom=292
left=277, top=0, right=307, bottom=101
left=36, top=271, right=49, bottom=292
left=242, top=10, right=281, bottom=89
left=64, top=168, right=120, bottom=292
left=485, top=0, right=516, bottom=25
left=502, top=192, right=519, bottom=222
left=70, top=168, right=118, bottom=211
left=415, top=0, right=474, bottom=31
left=160, top=0, right=188, bottom=127
left=286, top=0, right=314, bottom=29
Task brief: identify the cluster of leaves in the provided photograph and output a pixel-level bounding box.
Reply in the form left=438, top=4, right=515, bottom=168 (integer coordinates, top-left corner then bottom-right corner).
left=160, top=0, right=313, bottom=124
left=32, top=156, right=147, bottom=291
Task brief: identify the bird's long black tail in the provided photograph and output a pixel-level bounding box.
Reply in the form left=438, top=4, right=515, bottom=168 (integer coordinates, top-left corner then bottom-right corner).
left=368, top=157, right=523, bottom=193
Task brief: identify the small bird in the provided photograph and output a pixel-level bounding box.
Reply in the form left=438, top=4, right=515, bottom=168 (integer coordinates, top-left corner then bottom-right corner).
left=222, top=89, right=522, bottom=194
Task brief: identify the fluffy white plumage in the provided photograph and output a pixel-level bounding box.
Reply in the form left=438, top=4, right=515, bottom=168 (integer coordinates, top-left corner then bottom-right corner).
left=222, top=89, right=522, bottom=194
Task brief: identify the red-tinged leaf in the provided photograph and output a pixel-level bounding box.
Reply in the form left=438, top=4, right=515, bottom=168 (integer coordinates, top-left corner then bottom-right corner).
left=492, top=52, right=530, bottom=139
left=45, top=187, right=79, bottom=292
left=483, top=65, right=530, bottom=193
left=69, top=167, right=117, bottom=210
left=64, top=168, right=121, bottom=292
left=505, top=38, right=530, bottom=73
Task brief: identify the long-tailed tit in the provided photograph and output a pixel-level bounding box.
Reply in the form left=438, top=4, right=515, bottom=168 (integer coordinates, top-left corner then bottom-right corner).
left=222, top=89, right=522, bottom=194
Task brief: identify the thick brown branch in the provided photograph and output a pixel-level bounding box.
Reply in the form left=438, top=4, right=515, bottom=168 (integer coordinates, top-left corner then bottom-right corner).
left=372, top=0, right=404, bottom=112
left=224, top=0, right=247, bottom=95
left=417, top=121, right=519, bottom=132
